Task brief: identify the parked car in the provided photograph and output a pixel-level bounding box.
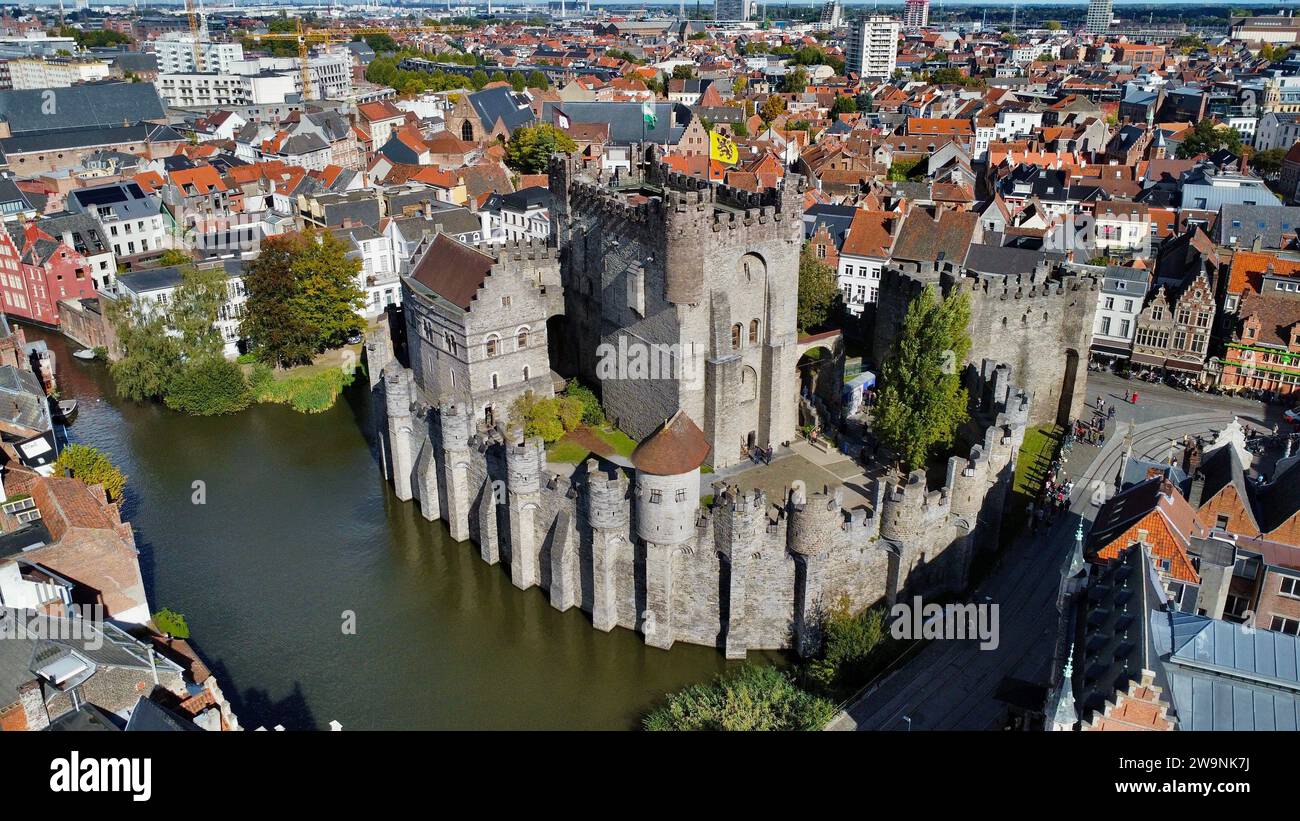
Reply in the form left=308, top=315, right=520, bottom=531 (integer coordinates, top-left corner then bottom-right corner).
left=1284, top=408, right=1300, bottom=427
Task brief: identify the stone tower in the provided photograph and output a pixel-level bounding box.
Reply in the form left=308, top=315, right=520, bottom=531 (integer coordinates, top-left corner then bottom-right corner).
left=505, top=432, right=545, bottom=589
left=630, top=410, right=711, bottom=649
left=585, top=459, right=630, bottom=632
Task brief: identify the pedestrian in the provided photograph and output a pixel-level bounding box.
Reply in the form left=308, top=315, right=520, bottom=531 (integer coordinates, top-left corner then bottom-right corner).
left=1132, top=391, right=1139, bottom=405
left=765, top=444, right=774, bottom=464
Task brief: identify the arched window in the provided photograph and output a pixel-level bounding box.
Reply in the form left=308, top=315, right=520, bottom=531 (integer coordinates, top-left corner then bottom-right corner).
left=460, top=121, right=474, bottom=142
left=490, top=373, right=499, bottom=390
left=522, top=366, right=530, bottom=381
left=749, top=319, right=760, bottom=344
left=731, top=324, right=742, bottom=350
left=485, top=335, right=500, bottom=357
left=517, top=327, right=529, bottom=349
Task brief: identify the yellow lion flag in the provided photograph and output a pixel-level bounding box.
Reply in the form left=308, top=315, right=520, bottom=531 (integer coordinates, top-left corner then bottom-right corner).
left=709, top=130, right=739, bottom=165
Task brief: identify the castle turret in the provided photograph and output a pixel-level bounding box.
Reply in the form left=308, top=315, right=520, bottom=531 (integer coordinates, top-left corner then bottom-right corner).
left=713, top=486, right=768, bottom=658
left=385, top=369, right=416, bottom=501
left=789, top=486, right=847, bottom=656
left=586, top=459, right=630, bottom=632
left=631, top=410, right=711, bottom=649
left=506, top=433, right=546, bottom=590
left=437, top=402, right=474, bottom=543
left=662, top=183, right=711, bottom=306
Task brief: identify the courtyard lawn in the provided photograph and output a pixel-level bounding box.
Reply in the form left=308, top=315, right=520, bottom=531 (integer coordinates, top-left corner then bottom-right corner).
left=546, top=425, right=638, bottom=464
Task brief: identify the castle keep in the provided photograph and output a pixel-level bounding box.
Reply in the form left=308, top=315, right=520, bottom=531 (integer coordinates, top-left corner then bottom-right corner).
left=548, top=152, right=802, bottom=469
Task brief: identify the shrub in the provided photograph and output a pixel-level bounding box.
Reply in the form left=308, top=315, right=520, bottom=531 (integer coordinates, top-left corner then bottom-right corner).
left=803, top=598, right=890, bottom=696
left=253, top=366, right=353, bottom=413
left=643, top=664, right=835, bottom=731
left=509, top=393, right=585, bottom=442
left=153, top=608, right=190, bottom=639
left=52, top=444, right=127, bottom=501
left=564, top=380, right=604, bottom=426
left=164, top=357, right=252, bottom=416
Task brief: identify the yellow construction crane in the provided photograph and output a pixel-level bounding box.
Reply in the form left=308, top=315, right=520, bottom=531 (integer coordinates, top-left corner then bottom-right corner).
left=245, top=23, right=458, bottom=103
left=185, top=0, right=204, bottom=72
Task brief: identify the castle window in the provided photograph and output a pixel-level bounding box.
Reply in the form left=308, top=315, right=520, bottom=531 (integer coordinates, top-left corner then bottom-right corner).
left=749, top=319, right=760, bottom=344
left=675, top=488, right=687, bottom=502
left=485, top=335, right=500, bottom=357
left=522, top=366, right=530, bottom=381
left=517, top=327, right=529, bottom=349
left=731, top=324, right=742, bottom=350
left=649, top=489, right=662, bottom=504
left=491, top=373, right=499, bottom=389
left=461, top=121, right=474, bottom=142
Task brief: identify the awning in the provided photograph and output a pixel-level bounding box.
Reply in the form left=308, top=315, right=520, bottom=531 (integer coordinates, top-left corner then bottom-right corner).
left=1090, top=342, right=1132, bottom=359
left=1164, top=358, right=1205, bottom=374
left=1130, top=352, right=1164, bottom=367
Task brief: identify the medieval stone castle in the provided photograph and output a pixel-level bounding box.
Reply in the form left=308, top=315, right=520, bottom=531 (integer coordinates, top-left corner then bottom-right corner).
left=366, top=152, right=1074, bottom=658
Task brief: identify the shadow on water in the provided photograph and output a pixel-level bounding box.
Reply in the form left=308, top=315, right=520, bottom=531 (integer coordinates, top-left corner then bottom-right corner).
left=22, top=324, right=755, bottom=730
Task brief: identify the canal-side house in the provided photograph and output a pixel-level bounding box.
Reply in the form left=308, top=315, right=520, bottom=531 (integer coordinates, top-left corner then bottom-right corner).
left=330, top=223, right=398, bottom=319
left=0, top=364, right=55, bottom=476
left=1220, top=287, right=1300, bottom=401
left=0, top=220, right=98, bottom=327
left=115, top=260, right=247, bottom=358
left=66, top=180, right=170, bottom=269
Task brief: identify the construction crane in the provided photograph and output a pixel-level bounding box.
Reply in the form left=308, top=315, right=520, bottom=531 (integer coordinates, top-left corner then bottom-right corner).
left=245, top=23, right=456, bottom=103
left=185, top=0, right=205, bottom=73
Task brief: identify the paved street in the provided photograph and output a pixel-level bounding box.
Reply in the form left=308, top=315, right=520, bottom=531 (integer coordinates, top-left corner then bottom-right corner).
left=826, top=373, right=1283, bottom=731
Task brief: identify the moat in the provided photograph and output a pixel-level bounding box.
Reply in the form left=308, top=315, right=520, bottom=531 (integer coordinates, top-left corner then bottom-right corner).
left=25, top=325, right=756, bottom=730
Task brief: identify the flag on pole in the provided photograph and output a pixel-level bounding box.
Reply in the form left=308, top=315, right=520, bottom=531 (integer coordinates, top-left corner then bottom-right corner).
left=641, top=101, right=658, bottom=129
left=709, top=130, right=739, bottom=165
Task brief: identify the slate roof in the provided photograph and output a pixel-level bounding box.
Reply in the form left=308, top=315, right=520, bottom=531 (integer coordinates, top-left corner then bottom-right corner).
left=0, top=82, right=165, bottom=135
left=0, top=364, right=49, bottom=434
left=468, top=85, right=537, bottom=134
left=1216, top=204, right=1300, bottom=250
left=407, top=233, right=494, bottom=310
left=802, top=203, right=857, bottom=245
left=964, top=242, right=1066, bottom=276
left=1152, top=609, right=1300, bottom=730
left=540, top=100, right=688, bottom=145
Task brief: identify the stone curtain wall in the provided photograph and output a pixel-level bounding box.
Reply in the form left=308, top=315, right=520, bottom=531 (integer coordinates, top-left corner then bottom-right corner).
left=373, top=342, right=1031, bottom=657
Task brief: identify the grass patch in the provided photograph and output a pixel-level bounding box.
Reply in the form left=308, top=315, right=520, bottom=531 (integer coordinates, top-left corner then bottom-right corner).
left=1002, top=424, right=1062, bottom=547
left=546, top=424, right=638, bottom=463
left=249, top=357, right=358, bottom=414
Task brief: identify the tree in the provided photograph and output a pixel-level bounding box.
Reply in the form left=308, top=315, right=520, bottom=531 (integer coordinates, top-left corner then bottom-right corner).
left=643, top=664, right=834, bottom=731
left=52, top=444, right=127, bottom=502
left=759, top=93, right=786, bottom=124
left=672, top=64, right=696, bottom=80
left=153, top=608, right=191, bottom=639
left=504, top=123, right=577, bottom=174
left=732, top=74, right=748, bottom=95
left=509, top=72, right=527, bottom=93
left=1046, top=21, right=1063, bottom=31
left=508, top=392, right=583, bottom=442
left=164, top=357, right=252, bottom=415
left=108, top=299, right=180, bottom=401
left=361, top=33, right=398, bottom=53
left=157, top=248, right=193, bottom=267
left=874, top=286, right=971, bottom=472
left=1176, top=118, right=1243, bottom=159
left=797, top=245, right=839, bottom=334
left=781, top=67, right=808, bottom=94
left=242, top=231, right=364, bottom=367
left=170, top=264, right=230, bottom=362
left=525, top=70, right=550, bottom=90
left=1250, top=147, right=1287, bottom=178
left=830, top=95, right=858, bottom=117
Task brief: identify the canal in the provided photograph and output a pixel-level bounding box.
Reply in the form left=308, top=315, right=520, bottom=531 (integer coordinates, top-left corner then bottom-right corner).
left=25, top=325, right=754, bottom=730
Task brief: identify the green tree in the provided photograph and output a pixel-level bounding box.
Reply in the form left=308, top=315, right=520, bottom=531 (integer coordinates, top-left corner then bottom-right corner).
left=508, top=392, right=584, bottom=442
left=874, top=286, right=971, bottom=471
left=525, top=69, right=550, bottom=90
left=781, top=66, right=808, bottom=94
left=164, top=358, right=251, bottom=415
left=564, top=380, right=604, bottom=426
left=504, top=123, right=578, bottom=174
left=797, top=245, right=839, bottom=334
left=108, top=299, right=180, bottom=401
left=509, top=72, right=527, bottom=92
left=170, top=264, right=230, bottom=362
left=759, top=93, right=786, bottom=124
left=1251, top=147, right=1287, bottom=178
left=643, top=665, right=835, bottom=731
left=1046, top=20, right=1063, bottom=31
left=732, top=74, right=748, bottom=95
left=1176, top=118, right=1243, bottom=159
left=242, top=231, right=364, bottom=367
left=361, top=33, right=398, bottom=53
left=830, top=95, right=858, bottom=117
left=52, top=444, right=127, bottom=502
left=153, top=608, right=191, bottom=639
left=672, top=63, right=696, bottom=80
left=803, top=599, right=891, bottom=696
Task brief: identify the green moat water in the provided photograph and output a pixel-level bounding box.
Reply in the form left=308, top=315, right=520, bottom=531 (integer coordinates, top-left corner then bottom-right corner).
left=28, top=325, right=753, bottom=730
